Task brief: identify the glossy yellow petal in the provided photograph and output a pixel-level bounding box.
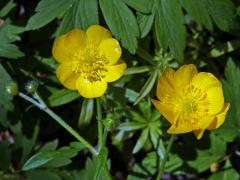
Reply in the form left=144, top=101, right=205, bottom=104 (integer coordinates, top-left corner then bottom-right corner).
left=104, top=60, right=127, bottom=82
left=151, top=99, right=176, bottom=124
left=56, top=62, right=79, bottom=90
left=193, top=129, right=205, bottom=140
left=52, top=29, right=87, bottom=63
left=86, top=25, right=112, bottom=46
left=206, top=86, right=224, bottom=114
left=198, top=115, right=215, bottom=129
left=76, top=78, right=107, bottom=98
left=207, top=103, right=230, bottom=130
left=167, top=123, right=192, bottom=134
left=174, top=64, right=198, bottom=88
left=156, top=68, right=176, bottom=101
left=191, top=72, right=221, bottom=91
left=99, top=38, right=122, bottom=65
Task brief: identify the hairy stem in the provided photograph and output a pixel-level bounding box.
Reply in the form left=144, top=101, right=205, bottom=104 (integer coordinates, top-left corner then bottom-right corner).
left=19, top=92, right=97, bottom=155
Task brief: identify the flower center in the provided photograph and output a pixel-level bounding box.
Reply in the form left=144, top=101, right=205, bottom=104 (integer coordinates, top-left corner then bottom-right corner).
left=175, top=85, right=209, bottom=126
left=71, top=46, right=109, bottom=82
left=181, top=98, right=197, bottom=113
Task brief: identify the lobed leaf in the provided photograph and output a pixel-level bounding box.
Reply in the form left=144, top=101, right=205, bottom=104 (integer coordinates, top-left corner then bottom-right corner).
left=26, top=0, right=75, bottom=30
left=100, top=0, right=140, bottom=53
left=154, top=0, right=186, bottom=62
left=57, top=0, right=99, bottom=35
left=47, top=89, right=80, bottom=107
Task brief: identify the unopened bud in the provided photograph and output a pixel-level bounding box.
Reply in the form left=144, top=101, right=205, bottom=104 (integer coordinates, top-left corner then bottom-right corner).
left=103, top=115, right=117, bottom=130
left=210, top=162, right=219, bottom=173
left=6, top=81, right=18, bottom=96
left=25, top=80, right=38, bottom=93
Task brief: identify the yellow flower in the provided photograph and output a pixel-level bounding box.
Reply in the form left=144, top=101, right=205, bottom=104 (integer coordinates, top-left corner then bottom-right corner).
left=152, top=64, right=230, bottom=139
left=52, top=25, right=127, bottom=98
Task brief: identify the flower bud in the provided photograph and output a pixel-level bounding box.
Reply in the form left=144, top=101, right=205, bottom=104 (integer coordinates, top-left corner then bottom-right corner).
left=103, top=115, right=117, bottom=130
left=210, top=162, right=219, bottom=173
left=25, top=80, right=38, bottom=93
left=6, top=81, right=18, bottom=96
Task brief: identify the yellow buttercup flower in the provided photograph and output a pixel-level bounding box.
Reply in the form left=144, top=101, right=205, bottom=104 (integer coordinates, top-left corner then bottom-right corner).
left=152, top=64, right=230, bottom=139
left=52, top=25, right=127, bottom=98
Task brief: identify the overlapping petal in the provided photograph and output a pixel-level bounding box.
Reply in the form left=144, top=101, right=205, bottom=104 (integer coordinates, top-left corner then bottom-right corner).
left=174, top=64, right=198, bottom=88
left=151, top=99, right=176, bottom=124
left=76, top=77, right=107, bottom=98
left=104, top=60, right=127, bottom=82
left=52, top=29, right=87, bottom=63
left=56, top=62, right=80, bottom=90
left=156, top=68, right=175, bottom=101
left=193, top=129, right=205, bottom=140
left=206, top=86, right=224, bottom=114
left=99, top=38, right=122, bottom=65
left=86, top=25, right=112, bottom=46
left=207, top=103, right=230, bottom=130
left=167, top=123, right=192, bottom=134
left=191, top=72, right=221, bottom=91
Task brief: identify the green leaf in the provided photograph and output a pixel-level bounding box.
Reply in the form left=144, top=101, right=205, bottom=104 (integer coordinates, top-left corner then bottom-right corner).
left=180, top=0, right=213, bottom=31
left=134, top=70, right=158, bottom=105
left=0, top=43, right=24, bottom=58
left=174, top=133, right=226, bottom=173
left=22, top=148, right=78, bottom=171
left=26, top=0, right=75, bottom=30
left=70, top=141, right=85, bottom=151
left=209, top=160, right=240, bottom=180
left=0, top=64, right=13, bottom=110
left=154, top=0, right=186, bottom=62
left=0, top=21, right=24, bottom=59
left=204, top=0, right=236, bottom=32
left=0, top=141, right=11, bottom=170
left=123, top=0, right=153, bottom=14
left=130, top=111, right=147, bottom=123
left=76, top=0, right=99, bottom=30
left=79, top=157, right=108, bottom=180
left=137, top=13, right=154, bottom=38
left=215, top=59, right=240, bottom=141
left=42, top=158, right=72, bottom=168
left=57, top=0, right=99, bottom=35
left=78, top=98, right=94, bottom=127
left=139, top=101, right=152, bottom=120
left=47, top=89, right=80, bottom=107
left=124, top=88, right=138, bottom=102
left=165, top=154, right=183, bottom=172
left=141, top=152, right=158, bottom=175
left=27, top=170, right=61, bottom=180
left=0, top=0, right=16, bottom=17
left=100, top=0, right=139, bottom=53
left=93, top=147, right=108, bottom=180
left=132, top=128, right=149, bottom=154
left=181, top=0, right=236, bottom=32
left=127, top=163, right=148, bottom=180
left=40, top=139, right=59, bottom=152
left=149, top=121, right=162, bottom=148
left=150, top=109, right=161, bottom=122
left=118, top=122, right=146, bottom=131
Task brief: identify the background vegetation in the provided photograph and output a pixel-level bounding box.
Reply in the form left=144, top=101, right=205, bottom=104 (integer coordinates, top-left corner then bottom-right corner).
left=0, top=0, right=240, bottom=179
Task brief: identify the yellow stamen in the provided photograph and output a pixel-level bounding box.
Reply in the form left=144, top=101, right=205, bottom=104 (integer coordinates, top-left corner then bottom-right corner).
left=71, top=46, right=109, bottom=82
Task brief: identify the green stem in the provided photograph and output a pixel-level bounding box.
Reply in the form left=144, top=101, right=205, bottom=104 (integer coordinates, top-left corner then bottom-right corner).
left=19, top=92, right=97, bottom=155
left=124, top=66, right=151, bottom=75
left=137, top=48, right=156, bottom=65
left=156, top=135, right=176, bottom=180
left=96, top=98, right=104, bottom=150
left=96, top=98, right=112, bottom=179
